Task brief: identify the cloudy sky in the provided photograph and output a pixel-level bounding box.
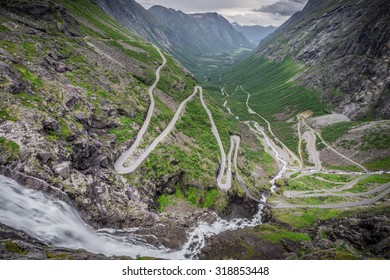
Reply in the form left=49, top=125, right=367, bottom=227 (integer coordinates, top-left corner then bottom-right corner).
left=138, top=0, right=308, bottom=26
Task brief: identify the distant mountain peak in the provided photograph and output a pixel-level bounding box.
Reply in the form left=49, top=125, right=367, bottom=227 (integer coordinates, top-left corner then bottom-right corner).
left=232, top=23, right=277, bottom=44
left=256, top=0, right=390, bottom=119
left=96, top=0, right=253, bottom=68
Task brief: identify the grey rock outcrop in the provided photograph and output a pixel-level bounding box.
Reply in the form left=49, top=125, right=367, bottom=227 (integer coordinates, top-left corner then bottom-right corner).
left=149, top=6, right=253, bottom=55
left=0, top=223, right=129, bottom=260
left=256, top=0, right=390, bottom=120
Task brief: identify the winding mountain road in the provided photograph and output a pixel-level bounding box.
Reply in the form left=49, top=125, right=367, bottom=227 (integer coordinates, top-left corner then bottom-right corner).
left=115, top=45, right=167, bottom=174
left=115, top=46, right=388, bottom=209
left=297, top=117, right=304, bottom=164
left=274, top=184, right=390, bottom=209
left=200, top=88, right=237, bottom=190
left=232, top=136, right=263, bottom=203
left=240, top=86, right=303, bottom=173
left=221, top=85, right=389, bottom=209
left=114, top=48, right=239, bottom=190
left=115, top=87, right=198, bottom=174
left=301, top=118, right=368, bottom=173
left=304, top=130, right=322, bottom=171
left=284, top=175, right=370, bottom=198
left=285, top=181, right=390, bottom=199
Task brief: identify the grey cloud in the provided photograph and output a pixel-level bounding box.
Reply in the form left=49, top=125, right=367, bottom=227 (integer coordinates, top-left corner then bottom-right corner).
left=253, top=0, right=307, bottom=16
left=137, top=0, right=304, bottom=26
left=139, top=0, right=242, bottom=11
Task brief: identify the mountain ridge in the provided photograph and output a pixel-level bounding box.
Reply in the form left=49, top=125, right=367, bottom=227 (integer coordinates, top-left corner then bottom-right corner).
left=1, top=0, right=390, bottom=261
left=254, top=0, right=390, bottom=119
left=149, top=5, right=253, bottom=54
left=0, top=0, right=264, bottom=255
left=232, top=22, right=277, bottom=44
left=95, top=0, right=253, bottom=70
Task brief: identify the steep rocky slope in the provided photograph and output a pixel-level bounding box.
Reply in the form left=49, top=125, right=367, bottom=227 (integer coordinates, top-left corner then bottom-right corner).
left=94, top=0, right=253, bottom=70
left=219, top=0, right=390, bottom=170
left=0, top=223, right=128, bottom=259
left=256, top=0, right=390, bottom=120
left=200, top=206, right=390, bottom=260
left=149, top=6, right=253, bottom=55
left=0, top=0, right=188, bottom=230
left=206, top=0, right=390, bottom=260
left=95, top=0, right=178, bottom=50
left=2, top=0, right=388, bottom=261
left=0, top=0, right=270, bottom=254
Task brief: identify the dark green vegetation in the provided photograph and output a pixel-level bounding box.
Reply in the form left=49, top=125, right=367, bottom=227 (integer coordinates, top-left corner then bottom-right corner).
left=157, top=187, right=227, bottom=212
left=313, top=173, right=354, bottom=183
left=205, top=57, right=326, bottom=154
left=187, top=48, right=253, bottom=82
left=0, top=24, right=11, bottom=32
left=321, top=121, right=364, bottom=143
left=345, top=175, right=390, bottom=193
left=254, top=224, right=310, bottom=244
left=158, top=55, right=196, bottom=102
left=361, top=128, right=390, bottom=151
left=16, top=66, right=42, bottom=88
left=273, top=203, right=390, bottom=228
left=0, top=137, right=20, bottom=162
left=365, top=156, right=390, bottom=171
left=1, top=240, right=26, bottom=255
left=222, top=58, right=325, bottom=120
left=321, top=162, right=362, bottom=172
left=0, top=109, right=17, bottom=121
left=1, top=0, right=273, bottom=224
left=109, top=115, right=140, bottom=143
left=240, top=138, right=276, bottom=183
left=286, top=195, right=350, bottom=206
left=319, top=121, right=390, bottom=170
left=46, top=252, right=75, bottom=260
left=285, top=176, right=345, bottom=192
left=273, top=208, right=345, bottom=228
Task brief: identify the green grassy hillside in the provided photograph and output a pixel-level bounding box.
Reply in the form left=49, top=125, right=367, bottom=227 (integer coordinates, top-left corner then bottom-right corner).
left=222, top=57, right=326, bottom=120
left=205, top=56, right=326, bottom=154
left=0, top=0, right=273, bottom=222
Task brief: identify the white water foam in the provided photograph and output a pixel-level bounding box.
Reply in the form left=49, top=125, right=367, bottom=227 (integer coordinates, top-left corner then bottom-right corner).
left=0, top=175, right=267, bottom=259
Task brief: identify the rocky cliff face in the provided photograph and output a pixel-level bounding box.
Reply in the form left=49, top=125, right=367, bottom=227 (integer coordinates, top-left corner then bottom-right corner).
left=94, top=0, right=254, bottom=68
left=149, top=6, right=253, bottom=55
left=0, top=0, right=263, bottom=253
left=0, top=0, right=161, bottom=230
left=200, top=209, right=390, bottom=260
left=256, top=0, right=390, bottom=120
left=95, top=0, right=178, bottom=50
left=0, top=0, right=212, bottom=239
left=0, top=223, right=127, bottom=259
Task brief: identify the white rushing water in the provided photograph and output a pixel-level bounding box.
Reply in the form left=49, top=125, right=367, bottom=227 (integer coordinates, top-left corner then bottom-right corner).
left=0, top=85, right=292, bottom=260
left=221, top=86, right=288, bottom=193
left=251, top=122, right=288, bottom=193
left=0, top=175, right=267, bottom=259
left=0, top=175, right=173, bottom=258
